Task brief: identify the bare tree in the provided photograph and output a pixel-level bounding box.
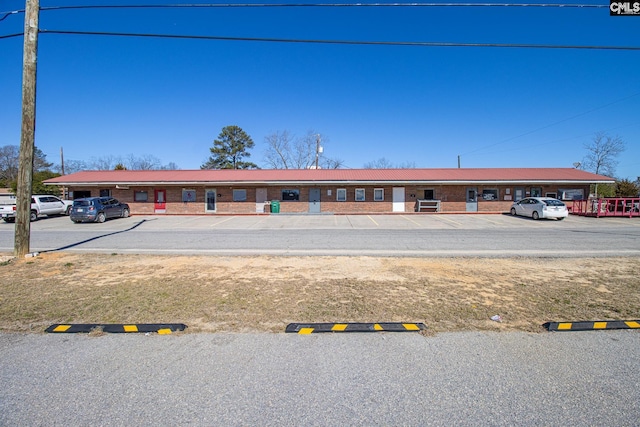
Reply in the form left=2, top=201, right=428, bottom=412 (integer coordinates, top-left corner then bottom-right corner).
left=89, top=155, right=122, bottom=171
left=320, top=157, right=345, bottom=169
left=363, top=157, right=395, bottom=169
left=0, top=145, right=52, bottom=185
left=263, top=130, right=343, bottom=169
left=364, top=157, right=417, bottom=169
left=127, top=154, right=161, bottom=170
left=263, top=130, right=294, bottom=169
left=0, top=145, right=20, bottom=184
left=56, top=159, right=88, bottom=174
left=582, top=132, right=625, bottom=178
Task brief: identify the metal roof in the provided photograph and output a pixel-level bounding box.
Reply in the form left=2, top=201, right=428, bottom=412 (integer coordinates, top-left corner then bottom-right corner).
left=44, top=168, right=615, bottom=186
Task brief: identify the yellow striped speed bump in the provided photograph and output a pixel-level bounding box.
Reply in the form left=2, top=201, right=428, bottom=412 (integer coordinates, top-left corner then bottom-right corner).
left=45, top=323, right=187, bottom=334
left=544, top=320, right=640, bottom=332
left=285, top=322, right=426, bottom=334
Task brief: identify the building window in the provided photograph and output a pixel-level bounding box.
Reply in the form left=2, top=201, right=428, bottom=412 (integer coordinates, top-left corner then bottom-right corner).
left=182, top=189, right=196, bottom=202
left=134, top=191, right=148, bottom=202
left=482, top=189, right=499, bottom=201
left=530, top=187, right=542, bottom=197
left=337, top=188, right=347, bottom=202
left=100, top=189, right=111, bottom=197
left=424, top=189, right=435, bottom=200
left=374, top=188, right=384, bottom=201
left=558, top=189, right=584, bottom=200
left=546, top=192, right=557, bottom=199
left=282, top=189, right=299, bottom=201
left=233, top=189, right=247, bottom=202
left=355, top=188, right=365, bottom=201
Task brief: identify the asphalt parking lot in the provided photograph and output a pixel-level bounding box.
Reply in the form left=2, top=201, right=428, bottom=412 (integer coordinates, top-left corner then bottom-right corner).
left=16, top=211, right=640, bottom=232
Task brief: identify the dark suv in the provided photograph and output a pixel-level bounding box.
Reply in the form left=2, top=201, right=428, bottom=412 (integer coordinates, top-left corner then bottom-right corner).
left=69, top=197, right=130, bottom=223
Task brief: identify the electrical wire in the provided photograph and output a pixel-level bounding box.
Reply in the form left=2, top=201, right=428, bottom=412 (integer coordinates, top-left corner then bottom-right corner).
left=38, top=29, right=640, bottom=51
left=0, top=33, right=22, bottom=39
left=38, top=3, right=610, bottom=12
left=0, top=10, right=22, bottom=22
left=460, top=91, right=640, bottom=156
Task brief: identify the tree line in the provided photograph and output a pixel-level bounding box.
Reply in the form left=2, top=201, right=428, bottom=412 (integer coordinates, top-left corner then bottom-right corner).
left=0, top=127, right=636, bottom=197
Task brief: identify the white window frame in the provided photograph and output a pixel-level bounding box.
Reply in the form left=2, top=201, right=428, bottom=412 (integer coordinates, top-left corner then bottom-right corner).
left=336, top=188, right=347, bottom=202
left=355, top=188, right=365, bottom=202
left=374, top=188, right=384, bottom=202
left=182, top=189, right=196, bottom=202
left=481, top=189, right=499, bottom=201
left=233, top=189, right=247, bottom=202
left=134, top=191, right=148, bottom=202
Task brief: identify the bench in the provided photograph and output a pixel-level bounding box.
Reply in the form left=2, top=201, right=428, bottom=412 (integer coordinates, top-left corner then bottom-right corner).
left=416, top=199, right=440, bottom=212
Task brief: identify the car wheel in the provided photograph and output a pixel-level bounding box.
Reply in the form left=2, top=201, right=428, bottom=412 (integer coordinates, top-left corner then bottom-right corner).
left=96, top=212, right=106, bottom=223
left=71, top=219, right=80, bottom=223
left=557, top=217, right=565, bottom=221
left=65, top=206, right=72, bottom=215
left=510, top=207, right=517, bottom=216
left=30, top=210, right=38, bottom=222
left=122, top=208, right=130, bottom=218
left=532, top=211, right=540, bottom=220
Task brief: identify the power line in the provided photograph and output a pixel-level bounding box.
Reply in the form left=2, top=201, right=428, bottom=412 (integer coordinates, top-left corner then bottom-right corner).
left=38, top=29, right=640, bottom=51
left=37, top=3, right=610, bottom=12
left=0, top=33, right=23, bottom=39
left=461, top=90, right=640, bottom=156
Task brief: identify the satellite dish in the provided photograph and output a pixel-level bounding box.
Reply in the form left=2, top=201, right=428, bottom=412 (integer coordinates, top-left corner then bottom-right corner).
left=573, top=162, right=581, bottom=168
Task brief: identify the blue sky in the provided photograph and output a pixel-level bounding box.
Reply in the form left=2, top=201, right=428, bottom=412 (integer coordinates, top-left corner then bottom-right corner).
left=1, top=1, right=638, bottom=179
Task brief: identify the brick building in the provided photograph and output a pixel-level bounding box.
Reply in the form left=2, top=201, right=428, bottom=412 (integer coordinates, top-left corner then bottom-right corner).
left=44, top=168, right=614, bottom=215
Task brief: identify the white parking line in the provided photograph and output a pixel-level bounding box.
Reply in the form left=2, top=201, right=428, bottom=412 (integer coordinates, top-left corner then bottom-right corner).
left=400, top=215, right=421, bottom=227
left=210, top=217, right=236, bottom=227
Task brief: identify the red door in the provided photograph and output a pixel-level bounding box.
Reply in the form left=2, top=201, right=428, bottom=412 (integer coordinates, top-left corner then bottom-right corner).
left=154, top=189, right=166, bottom=213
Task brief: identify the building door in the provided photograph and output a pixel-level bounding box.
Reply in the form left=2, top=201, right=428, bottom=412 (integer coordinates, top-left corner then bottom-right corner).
left=309, top=188, right=321, bottom=213
left=514, top=187, right=525, bottom=202
left=205, top=189, right=216, bottom=213
left=154, top=189, right=166, bottom=213
left=392, top=187, right=405, bottom=212
left=466, top=187, right=478, bottom=212
left=256, top=188, right=268, bottom=213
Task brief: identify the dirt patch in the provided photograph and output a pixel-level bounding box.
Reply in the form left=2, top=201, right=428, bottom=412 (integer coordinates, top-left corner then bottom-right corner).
left=0, top=252, right=638, bottom=334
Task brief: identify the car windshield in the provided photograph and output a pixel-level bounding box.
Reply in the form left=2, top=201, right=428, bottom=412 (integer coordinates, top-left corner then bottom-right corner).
left=73, top=200, right=92, bottom=207
left=543, top=199, right=565, bottom=207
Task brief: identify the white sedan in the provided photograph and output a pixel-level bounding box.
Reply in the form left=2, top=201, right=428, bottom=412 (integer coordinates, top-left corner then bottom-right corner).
left=510, top=197, right=569, bottom=220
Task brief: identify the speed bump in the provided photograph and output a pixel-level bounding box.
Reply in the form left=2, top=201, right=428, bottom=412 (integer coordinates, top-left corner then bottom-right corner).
left=45, top=323, right=187, bottom=334
left=285, top=322, right=426, bottom=334
left=544, top=320, right=640, bottom=332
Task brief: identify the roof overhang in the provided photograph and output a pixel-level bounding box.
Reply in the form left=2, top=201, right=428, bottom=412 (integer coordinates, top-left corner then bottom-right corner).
left=50, top=179, right=614, bottom=187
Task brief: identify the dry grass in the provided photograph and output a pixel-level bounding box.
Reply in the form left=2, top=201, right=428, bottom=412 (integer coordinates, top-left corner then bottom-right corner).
left=0, top=252, right=638, bottom=334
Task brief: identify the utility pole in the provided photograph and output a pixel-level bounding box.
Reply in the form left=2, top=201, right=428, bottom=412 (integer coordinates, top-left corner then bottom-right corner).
left=314, top=134, right=323, bottom=169
left=15, top=0, right=40, bottom=257
left=60, top=147, right=65, bottom=175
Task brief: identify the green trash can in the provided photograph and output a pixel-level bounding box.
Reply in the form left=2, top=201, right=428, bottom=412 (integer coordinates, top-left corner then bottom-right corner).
left=270, top=200, right=280, bottom=214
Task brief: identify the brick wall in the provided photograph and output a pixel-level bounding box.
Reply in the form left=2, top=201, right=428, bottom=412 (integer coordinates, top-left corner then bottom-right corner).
left=66, top=183, right=590, bottom=215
